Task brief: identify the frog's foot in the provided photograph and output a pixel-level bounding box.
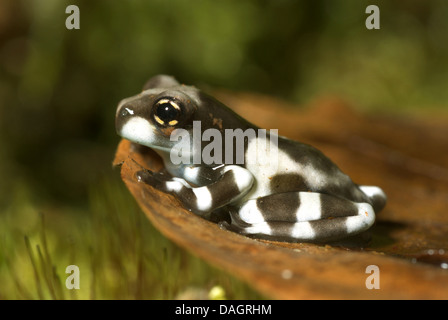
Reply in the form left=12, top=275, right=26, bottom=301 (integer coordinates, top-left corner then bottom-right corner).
left=359, top=185, right=387, bottom=213
left=137, top=166, right=254, bottom=217
left=136, top=169, right=175, bottom=189
left=230, top=192, right=376, bottom=242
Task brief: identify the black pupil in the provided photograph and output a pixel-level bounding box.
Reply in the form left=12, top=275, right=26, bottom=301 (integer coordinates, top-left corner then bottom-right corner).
left=156, top=102, right=179, bottom=123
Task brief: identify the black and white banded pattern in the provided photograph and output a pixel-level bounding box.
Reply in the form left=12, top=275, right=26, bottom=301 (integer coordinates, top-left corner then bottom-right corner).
left=232, top=190, right=377, bottom=242
left=137, top=165, right=254, bottom=215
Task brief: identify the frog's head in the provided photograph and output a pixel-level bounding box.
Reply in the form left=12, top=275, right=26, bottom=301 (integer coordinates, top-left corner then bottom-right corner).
left=116, top=74, right=253, bottom=161
left=115, top=75, right=202, bottom=153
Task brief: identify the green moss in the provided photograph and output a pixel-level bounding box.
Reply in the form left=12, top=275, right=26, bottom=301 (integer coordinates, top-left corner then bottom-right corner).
left=0, top=173, right=263, bottom=300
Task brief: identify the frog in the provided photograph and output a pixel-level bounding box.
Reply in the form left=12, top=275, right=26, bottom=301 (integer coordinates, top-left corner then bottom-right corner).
left=115, top=75, right=387, bottom=242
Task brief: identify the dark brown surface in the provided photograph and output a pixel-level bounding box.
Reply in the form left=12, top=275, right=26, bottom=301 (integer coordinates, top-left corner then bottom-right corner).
left=114, top=93, right=448, bottom=299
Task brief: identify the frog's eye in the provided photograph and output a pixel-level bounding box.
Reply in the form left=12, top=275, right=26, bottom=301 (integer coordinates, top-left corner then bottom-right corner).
left=153, top=98, right=182, bottom=126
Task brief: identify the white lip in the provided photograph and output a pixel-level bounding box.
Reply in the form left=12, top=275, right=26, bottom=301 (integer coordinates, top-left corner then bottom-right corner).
left=120, top=116, right=171, bottom=151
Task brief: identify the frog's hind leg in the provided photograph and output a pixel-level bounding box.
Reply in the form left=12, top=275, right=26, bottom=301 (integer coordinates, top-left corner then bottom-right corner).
left=359, top=185, right=387, bottom=213
left=230, top=192, right=376, bottom=242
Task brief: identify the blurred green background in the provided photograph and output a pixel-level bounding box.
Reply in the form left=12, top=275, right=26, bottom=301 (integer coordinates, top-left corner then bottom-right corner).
left=0, top=0, right=447, bottom=299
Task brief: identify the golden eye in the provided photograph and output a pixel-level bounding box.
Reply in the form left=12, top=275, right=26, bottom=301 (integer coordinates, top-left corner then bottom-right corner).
left=153, top=99, right=181, bottom=126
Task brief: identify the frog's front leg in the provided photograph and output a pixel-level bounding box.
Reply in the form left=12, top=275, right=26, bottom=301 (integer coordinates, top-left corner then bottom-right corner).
left=230, top=192, right=376, bottom=242
left=136, top=165, right=254, bottom=216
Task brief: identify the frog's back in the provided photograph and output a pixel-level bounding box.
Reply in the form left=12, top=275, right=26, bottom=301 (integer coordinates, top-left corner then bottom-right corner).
left=241, top=134, right=368, bottom=204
